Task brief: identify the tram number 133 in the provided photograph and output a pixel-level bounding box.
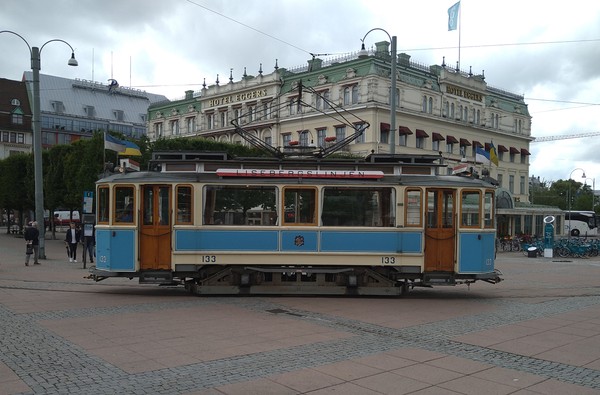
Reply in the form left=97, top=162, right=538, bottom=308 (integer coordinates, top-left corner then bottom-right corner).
left=202, top=255, right=217, bottom=263
left=381, top=256, right=396, bottom=264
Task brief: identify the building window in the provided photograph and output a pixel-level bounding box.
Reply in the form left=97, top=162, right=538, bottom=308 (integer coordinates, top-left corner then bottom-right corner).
left=343, top=85, right=359, bottom=106
left=263, top=102, right=271, bottom=119
left=520, top=176, right=526, bottom=195
left=497, top=174, right=503, bottom=188
left=443, top=101, right=449, bottom=117
left=475, top=109, right=481, bottom=125
left=233, top=107, right=242, bottom=123
left=354, top=123, right=365, bottom=143
left=416, top=136, right=424, bottom=149
left=51, top=101, right=65, bottom=114
left=450, top=103, right=455, bottom=119
left=220, top=111, right=227, bottom=128
left=422, top=96, right=427, bottom=112
left=380, top=126, right=389, bottom=144
left=299, top=130, right=310, bottom=146
left=509, top=175, right=515, bottom=194
left=11, top=113, right=23, bottom=125
left=432, top=140, right=439, bottom=151
left=510, top=152, right=515, bottom=163
left=352, top=85, right=359, bottom=104
left=186, top=117, right=196, bottom=134
left=170, top=120, right=179, bottom=135
left=399, top=133, right=407, bottom=146
left=282, top=133, right=291, bottom=146
left=207, top=113, right=214, bottom=129
left=335, top=126, right=346, bottom=142
left=84, top=105, right=95, bottom=118
left=463, top=106, right=468, bottom=122
left=446, top=142, right=454, bottom=154
left=289, top=98, right=297, bottom=115
left=428, top=97, right=433, bottom=113
left=17, top=133, right=24, bottom=144
left=155, top=122, right=163, bottom=138
left=247, top=105, right=255, bottom=122
left=10, top=132, right=16, bottom=143
left=113, top=110, right=124, bottom=121
left=317, top=128, right=326, bottom=147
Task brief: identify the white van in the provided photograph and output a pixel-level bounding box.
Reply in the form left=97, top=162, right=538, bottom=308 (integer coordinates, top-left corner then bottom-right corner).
left=53, top=210, right=80, bottom=226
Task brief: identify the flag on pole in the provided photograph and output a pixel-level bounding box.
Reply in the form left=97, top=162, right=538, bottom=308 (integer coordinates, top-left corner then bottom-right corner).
left=104, top=133, right=126, bottom=153
left=118, top=140, right=142, bottom=156
left=475, top=146, right=490, bottom=165
left=448, top=1, right=460, bottom=31
left=489, top=141, right=499, bottom=166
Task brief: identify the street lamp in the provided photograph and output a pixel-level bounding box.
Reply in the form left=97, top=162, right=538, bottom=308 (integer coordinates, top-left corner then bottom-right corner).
left=360, top=28, right=397, bottom=155
left=585, top=177, right=595, bottom=212
left=567, top=168, right=586, bottom=237
left=1, top=30, right=78, bottom=258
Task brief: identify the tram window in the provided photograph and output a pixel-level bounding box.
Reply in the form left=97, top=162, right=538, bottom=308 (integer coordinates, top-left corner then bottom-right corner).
left=405, top=189, right=422, bottom=227
left=484, top=190, right=494, bottom=228
left=461, top=190, right=481, bottom=227
left=114, top=186, right=134, bottom=223
left=322, top=187, right=394, bottom=227
left=97, top=186, right=109, bottom=224
left=203, top=185, right=277, bottom=225
left=283, top=187, right=317, bottom=225
left=176, top=185, right=193, bottom=224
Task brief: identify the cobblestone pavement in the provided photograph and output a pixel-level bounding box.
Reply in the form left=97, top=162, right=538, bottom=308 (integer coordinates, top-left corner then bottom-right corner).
left=1, top=230, right=600, bottom=394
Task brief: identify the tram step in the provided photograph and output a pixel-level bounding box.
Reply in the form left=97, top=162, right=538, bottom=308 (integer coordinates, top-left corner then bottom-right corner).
left=139, top=272, right=173, bottom=284
left=423, top=274, right=456, bottom=285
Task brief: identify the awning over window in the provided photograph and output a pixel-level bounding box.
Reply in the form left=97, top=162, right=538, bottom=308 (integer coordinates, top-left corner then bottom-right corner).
left=416, top=129, right=429, bottom=138
left=380, top=122, right=390, bottom=132
left=521, top=148, right=531, bottom=155
left=432, top=132, right=445, bottom=141
left=399, top=126, right=413, bottom=135
left=497, top=145, right=508, bottom=152
left=510, top=147, right=520, bottom=154
left=459, top=138, right=471, bottom=146
left=472, top=140, right=483, bottom=148
left=446, top=135, right=458, bottom=144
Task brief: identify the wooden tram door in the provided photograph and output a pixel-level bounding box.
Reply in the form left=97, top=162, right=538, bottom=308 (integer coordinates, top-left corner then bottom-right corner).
left=424, top=189, right=456, bottom=272
left=139, top=185, right=172, bottom=271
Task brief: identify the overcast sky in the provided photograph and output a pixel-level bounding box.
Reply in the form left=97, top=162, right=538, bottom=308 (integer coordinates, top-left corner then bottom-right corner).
left=2, top=0, right=600, bottom=185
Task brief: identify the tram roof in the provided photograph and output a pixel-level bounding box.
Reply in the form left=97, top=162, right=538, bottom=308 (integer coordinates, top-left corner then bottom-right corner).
left=97, top=150, right=496, bottom=188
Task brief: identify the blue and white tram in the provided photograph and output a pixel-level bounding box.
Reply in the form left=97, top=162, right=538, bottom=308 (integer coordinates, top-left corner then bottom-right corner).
left=90, top=151, right=502, bottom=295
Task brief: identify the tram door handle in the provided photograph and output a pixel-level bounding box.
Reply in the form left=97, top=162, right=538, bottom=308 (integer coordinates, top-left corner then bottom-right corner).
left=112, top=231, right=116, bottom=237
left=477, top=234, right=481, bottom=240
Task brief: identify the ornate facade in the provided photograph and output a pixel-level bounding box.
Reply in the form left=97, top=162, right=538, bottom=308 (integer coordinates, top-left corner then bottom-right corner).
left=148, top=42, right=533, bottom=205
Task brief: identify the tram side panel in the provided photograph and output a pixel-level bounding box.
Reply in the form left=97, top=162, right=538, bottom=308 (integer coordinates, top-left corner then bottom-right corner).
left=96, top=228, right=136, bottom=272
left=457, top=231, right=495, bottom=274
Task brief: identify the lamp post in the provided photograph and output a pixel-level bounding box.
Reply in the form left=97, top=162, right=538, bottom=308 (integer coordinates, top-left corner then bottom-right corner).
left=1, top=31, right=78, bottom=258
left=585, top=177, right=595, bottom=212
left=567, top=168, right=586, bottom=237
left=360, top=28, right=397, bottom=155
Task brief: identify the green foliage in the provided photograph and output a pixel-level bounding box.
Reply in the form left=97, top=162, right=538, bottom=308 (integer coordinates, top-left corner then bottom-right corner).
left=532, top=179, right=595, bottom=212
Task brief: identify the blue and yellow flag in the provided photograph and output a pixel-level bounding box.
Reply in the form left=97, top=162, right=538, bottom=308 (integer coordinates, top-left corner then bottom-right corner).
left=490, top=141, right=499, bottom=166
left=119, top=140, right=142, bottom=156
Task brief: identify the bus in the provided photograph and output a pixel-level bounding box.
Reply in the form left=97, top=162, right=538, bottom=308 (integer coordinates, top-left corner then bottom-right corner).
left=564, top=210, right=598, bottom=237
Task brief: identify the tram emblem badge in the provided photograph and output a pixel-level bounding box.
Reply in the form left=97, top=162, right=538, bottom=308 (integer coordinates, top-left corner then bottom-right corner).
left=294, top=235, right=305, bottom=247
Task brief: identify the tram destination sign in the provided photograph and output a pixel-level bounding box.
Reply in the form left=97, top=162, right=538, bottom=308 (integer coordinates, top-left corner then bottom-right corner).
left=216, top=168, right=385, bottom=179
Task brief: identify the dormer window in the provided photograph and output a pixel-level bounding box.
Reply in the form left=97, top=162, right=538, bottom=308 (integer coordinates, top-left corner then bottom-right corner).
left=51, top=101, right=65, bottom=114
left=113, top=110, right=124, bottom=121
left=84, top=105, right=95, bottom=118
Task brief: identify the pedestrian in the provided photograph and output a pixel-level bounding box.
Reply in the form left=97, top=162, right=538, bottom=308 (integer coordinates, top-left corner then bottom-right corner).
left=24, top=221, right=40, bottom=266
left=82, top=224, right=95, bottom=264
left=65, top=222, right=81, bottom=263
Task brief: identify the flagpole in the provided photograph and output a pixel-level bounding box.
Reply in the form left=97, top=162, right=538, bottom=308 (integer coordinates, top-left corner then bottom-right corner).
left=458, top=1, right=462, bottom=70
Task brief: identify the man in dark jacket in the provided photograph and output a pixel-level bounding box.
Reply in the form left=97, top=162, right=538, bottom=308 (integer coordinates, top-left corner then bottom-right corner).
left=24, top=221, right=40, bottom=266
